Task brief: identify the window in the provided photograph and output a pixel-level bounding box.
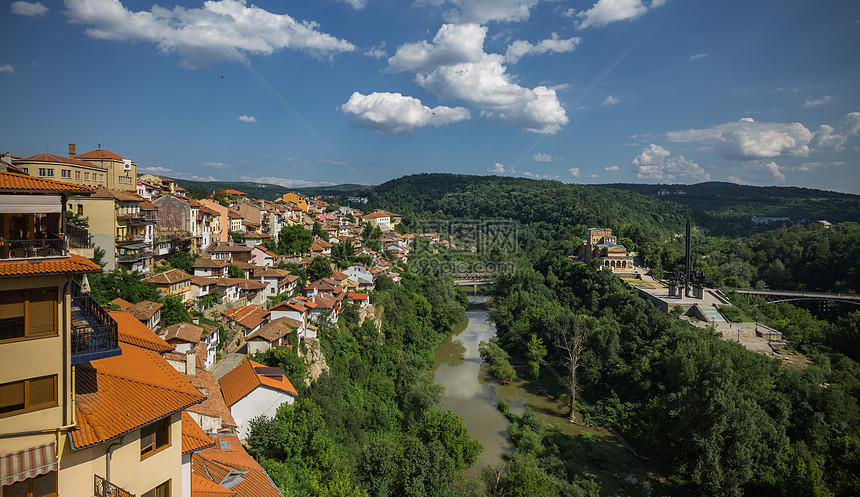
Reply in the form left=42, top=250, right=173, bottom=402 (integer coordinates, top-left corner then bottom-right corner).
left=75, top=171, right=80, bottom=179
left=84, top=172, right=89, bottom=180
left=77, top=205, right=83, bottom=216
left=61, top=170, right=70, bottom=178
left=38, top=168, right=46, bottom=177
left=0, top=376, right=57, bottom=416
left=22, top=168, right=28, bottom=173
left=0, top=288, right=58, bottom=341
left=142, top=480, right=170, bottom=497
left=2, top=471, right=57, bottom=497
left=140, top=417, right=170, bottom=458
left=100, top=174, right=104, bottom=181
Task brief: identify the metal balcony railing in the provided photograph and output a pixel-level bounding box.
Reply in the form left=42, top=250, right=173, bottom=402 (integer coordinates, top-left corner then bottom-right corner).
left=94, top=475, right=135, bottom=497
left=67, top=225, right=91, bottom=248
left=71, top=281, right=121, bottom=365
left=116, top=251, right=154, bottom=263
left=0, top=238, right=65, bottom=259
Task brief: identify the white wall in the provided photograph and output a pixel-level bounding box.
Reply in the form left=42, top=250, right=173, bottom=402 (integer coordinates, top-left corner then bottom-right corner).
left=231, top=387, right=294, bottom=439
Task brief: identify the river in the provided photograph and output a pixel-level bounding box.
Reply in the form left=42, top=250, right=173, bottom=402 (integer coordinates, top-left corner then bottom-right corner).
left=432, top=304, right=607, bottom=475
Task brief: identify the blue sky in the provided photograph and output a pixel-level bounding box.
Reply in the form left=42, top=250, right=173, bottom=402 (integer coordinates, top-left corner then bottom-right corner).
left=1, top=0, right=859, bottom=193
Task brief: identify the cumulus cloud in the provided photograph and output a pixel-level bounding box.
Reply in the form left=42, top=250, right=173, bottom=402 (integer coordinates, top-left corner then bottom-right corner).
left=794, top=161, right=847, bottom=172
left=602, top=95, right=620, bottom=105
left=760, top=161, right=785, bottom=182
left=428, top=0, right=541, bottom=24
left=241, top=175, right=336, bottom=187
left=604, top=165, right=619, bottom=171
left=523, top=171, right=555, bottom=179
left=632, top=144, right=711, bottom=182
left=11, top=1, right=48, bottom=16
left=64, top=0, right=355, bottom=68
left=387, top=23, right=487, bottom=73
left=811, top=112, right=860, bottom=151
left=533, top=153, right=557, bottom=162
left=803, top=95, right=832, bottom=108
left=568, top=167, right=580, bottom=177
left=389, top=23, right=569, bottom=133
left=488, top=162, right=506, bottom=174
left=364, top=43, right=387, bottom=59
left=341, top=91, right=470, bottom=134
left=339, top=0, right=366, bottom=8
left=139, top=166, right=173, bottom=173
left=588, top=173, right=599, bottom=178
left=237, top=115, right=257, bottom=123
left=0, top=64, right=14, bottom=75
left=688, top=53, right=708, bottom=61
left=504, top=33, right=581, bottom=63
left=202, top=161, right=231, bottom=168
left=572, top=0, right=663, bottom=29
left=666, top=117, right=814, bottom=161
left=727, top=176, right=749, bottom=185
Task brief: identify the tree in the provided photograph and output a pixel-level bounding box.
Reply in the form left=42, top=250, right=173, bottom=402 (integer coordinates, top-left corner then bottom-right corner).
left=479, top=338, right=517, bottom=384
left=307, top=256, right=333, bottom=283
left=525, top=333, right=547, bottom=380
left=554, top=313, right=588, bottom=423
left=312, top=221, right=325, bottom=238
left=278, top=224, right=313, bottom=255
left=161, top=294, right=190, bottom=326
left=66, top=210, right=89, bottom=228
left=90, top=246, right=106, bottom=267
left=168, top=251, right=195, bottom=274
left=87, top=270, right=161, bottom=305
left=227, top=263, right=244, bottom=279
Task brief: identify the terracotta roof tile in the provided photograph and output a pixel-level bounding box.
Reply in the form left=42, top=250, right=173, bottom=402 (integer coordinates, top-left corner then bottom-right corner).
left=17, top=152, right=105, bottom=169
left=70, top=343, right=206, bottom=450
left=140, top=201, right=157, bottom=209
left=144, top=268, right=192, bottom=285
left=245, top=317, right=300, bottom=343
left=194, top=257, right=229, bottom=269
left=89, top=187, right=141, bottom=202
left=192, top=471, right=236, bottom=497
left=220, top=360, right=297, bottom=407
left=109, top=310, right=172, bottom=353
left=0, top=171, right=96, bottom=193
left=182, top=411, right=216, bottom=454
left=192, top=434, right=281, bottom=497
left=183, top=370, right=237, bottom=430
left=110, top=298, right=133, bottom=310
left=164, top=322, right=205, bottom=343
left=76, top=148, right=126, bottom=161
left=0, top=253, right=101, bottom=278
left=190, top=275, right=219, bottom=286
left=207, top=244, right=251, bottom=253
left=221, top=304, right=267, bottom=330
left=127, top=300, right=163, bottom=321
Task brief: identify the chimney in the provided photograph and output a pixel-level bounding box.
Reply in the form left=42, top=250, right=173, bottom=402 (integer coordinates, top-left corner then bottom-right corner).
left=68, top=144, right=76, bottom=159
left=186, top=349, right=196, bottom=376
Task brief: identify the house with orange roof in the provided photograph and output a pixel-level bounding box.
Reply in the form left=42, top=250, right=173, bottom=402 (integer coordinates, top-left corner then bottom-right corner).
left=126, top=300, right=164, bottom=331
left=74, top=145, right=138, bottom=192
left=12, top=145, right=107, bottom=188
left=191, top=433, right=283, bottom=496
left=221, top=304, right=268, bottom=337
left=268, top=300, right=309, bottom=332
left=253, top=267, right=298, bottom=298
left=182, top=366, right=238, bottom=434
left=219, top=360, right=297, bottom=439
left=193, top=255, right=229, bottom=278
left=347, top=290, right=370, bottom=308
left=362, top=209, right=401, bottom=231
left=163, top=322, right=206, bottom=352
left=144, top=268, right=193, bottom=302
left=245, top=317, right=303, bottom=355
left=0, top=171, right=110, bottom=497
left=109, top=310, right=173, bottom=354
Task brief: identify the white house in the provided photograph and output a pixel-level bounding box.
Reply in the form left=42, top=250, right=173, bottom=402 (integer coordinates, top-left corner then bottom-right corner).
left=219, top=360, right=297, bottom=439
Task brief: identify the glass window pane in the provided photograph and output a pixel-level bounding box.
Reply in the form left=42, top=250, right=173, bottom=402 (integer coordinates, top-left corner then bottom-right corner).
left=29, top=289, right=56, bottom=336
left=29, top=376, right=55, bottom=407
left=32, top=471, right=58, bottom=497
left=0, top=381, right=25, bottom=413
left=0, top=291, right=25, bottom=340
left=155, top=418, right=170, bottom=449
left=4, top=479, right=29, bottom=497
left=156, top=481, right=171, bottom=497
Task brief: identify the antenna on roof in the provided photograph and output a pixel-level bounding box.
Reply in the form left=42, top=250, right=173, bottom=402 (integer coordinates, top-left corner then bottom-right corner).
left=98, top=144, right=101, bottom=149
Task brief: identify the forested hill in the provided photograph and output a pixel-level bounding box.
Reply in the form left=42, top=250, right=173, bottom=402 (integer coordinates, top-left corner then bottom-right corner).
left=170, top=179, right=369, bottom=201
left=602, top=181, right=860, bottom=233
left=370, top=173, right=693, bottom=242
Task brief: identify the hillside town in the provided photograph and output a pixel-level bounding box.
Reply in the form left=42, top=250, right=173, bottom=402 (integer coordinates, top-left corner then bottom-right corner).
left=0, top=147, right=458, bottom=497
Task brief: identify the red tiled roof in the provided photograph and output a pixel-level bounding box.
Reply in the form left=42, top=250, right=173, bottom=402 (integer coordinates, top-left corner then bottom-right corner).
left=222, top=189, right=246, bottom=196
left=194, top=257, right=228, bottom=269
left=220, top=360, right=297, bottom=407
left=140, top=201, right=157, bottom=209
left=90, top=187, right=141, bottom=202
left=270, top=300, right=307, bottom=314
left=192, top=434, right=281, bottom=497
left=164, top=322, right=205, bottom=343
left=110, top=310, right=172, bottom=353
left=0, top=253, right=101, bottom=278
left=182, top=411, right=216, bottom=454
left=144, top=268, right=192, bottom=285
left=110, top=298, right=133, bottom=310
left=221, top=304, right=267, bottom=330
left=192, top=472, right=236, bottom=496
left=70, top=343, right=206, bottom=450
left=127, top=300, right=163, bottom=322
left=183, top=369, right=237, bottom=430
left=17, top=152, right=104, bottom=169
left=0, top=171, right=96, bottom=193
left=190, top=275, right=219, bottom=287
left=245, top=317, right=300, bottom=343
left=76, top=149, right=126, bottom=161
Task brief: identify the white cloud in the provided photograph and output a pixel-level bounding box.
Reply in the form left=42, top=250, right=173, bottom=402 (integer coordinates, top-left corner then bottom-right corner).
left=588, top=173, right=599, bottom=178
left=64, top=0, right=355, bottom=69
left=237, top=115, right=257, bottom=123
left=761, top=160, right=785, bottom=182
left=811, top=112, right=860, bottom=151
left=688, top=53, right=708, bottom=61
left=794, top=161, right=847, bottom=172
left=364, top=43, right=387, bottom=59
left=602, top=95, right=620, bottom=105
left=0, top=64, right=14, bottom=75
left=241, top=175, right=336, bottom=187
left=390, top=23, right=569, bottom=133
left=434, top=0, right=541, bottom=24
left=631, top=144, right=711, bottom=182
left=504, top=33, right=581, bottom=63
left=339, top=0, right=366, bottom=8
left=803, top=95, right=832, bottom=108
left=574, top=0, right=658, bottom=29
left=568, top=167, right=580, bottom=177
left=140, top=166, right=173, bottom=173
left=667, top=117, right=814, bottom=161
left=177, top=174, right=221, bottom=182
left=604, top=165, right=619, bottom=171
left=387, top=23, right=487, bottom=73
left=727, top=176, right=749, bottom=185
left=341, top=91, right=470, bottom=134
left=523, top=171, right=554, bottom=179
left=533, top=153, right=557, bottom=162
left=11, top=1, right=47, bottom=16
left=202, top=161, right=231, bottom=168
left=488, top=162, right=506, bottom=173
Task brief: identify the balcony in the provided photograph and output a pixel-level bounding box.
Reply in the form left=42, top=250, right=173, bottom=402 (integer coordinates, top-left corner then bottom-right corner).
left=71, top=281, right=121, bottom=365
left=94, top=475, right=135, bottom=497
left=116, top=250, right=154, bottom=263
left=0, top=238, right=65, bottom=260
left=67, top=224, right=91, bottom=249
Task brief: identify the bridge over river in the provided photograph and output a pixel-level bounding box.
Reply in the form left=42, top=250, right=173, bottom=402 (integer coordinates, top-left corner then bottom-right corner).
left=734, top=288, right=860, bottom=306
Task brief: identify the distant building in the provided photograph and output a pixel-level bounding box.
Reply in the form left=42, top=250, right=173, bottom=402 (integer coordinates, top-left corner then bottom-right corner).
left=579, top=228, right=634, bottom=272
left=220, top=360, right=298, bottom=439
left=751, top=216, right=790, bottom=224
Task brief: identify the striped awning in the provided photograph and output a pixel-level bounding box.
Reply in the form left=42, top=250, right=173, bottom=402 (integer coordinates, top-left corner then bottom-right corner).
left=0, top=442, right=58, bottom=487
